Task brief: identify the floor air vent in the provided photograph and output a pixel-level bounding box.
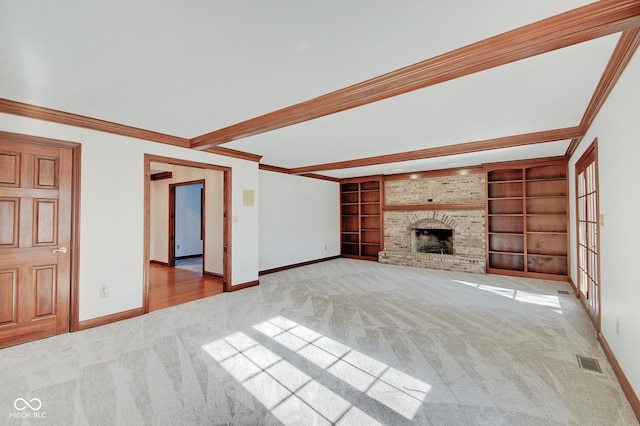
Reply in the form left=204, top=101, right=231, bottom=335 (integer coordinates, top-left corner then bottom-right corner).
left=577, top=355, right=602, bottom=373
left=557, top=290, right=570, bottom=295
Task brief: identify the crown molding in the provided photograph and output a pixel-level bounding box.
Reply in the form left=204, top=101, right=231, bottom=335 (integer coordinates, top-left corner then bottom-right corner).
left=288, top=127, right=582, bottom=174
left=259, top=164, right=340, bottom=182
left=383, top=167, right=484, bottom=181
left=0, top=98, right=190, bottom=147
left=482, top=156, right=568, bottom=170
left=566, top=27, right=640, bottom=159
left=0, top=98, right=262, bottom=162
left=190, top=0, right=640, bottom=149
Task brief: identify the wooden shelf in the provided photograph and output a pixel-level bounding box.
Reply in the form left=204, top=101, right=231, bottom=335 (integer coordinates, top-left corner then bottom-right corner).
left=489, top=233, right=524, bottom=253
left=340, top=177, right=383, bottom=261
left=488, top=181, right=523, bottom=199
left=485, top=160, right=568, bottom=278
left=489, top=253, right=525, bottom=271
left=488, top=169, right=523, bottom=182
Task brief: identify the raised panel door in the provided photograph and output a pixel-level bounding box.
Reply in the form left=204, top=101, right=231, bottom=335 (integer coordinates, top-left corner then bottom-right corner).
left=0, top=138, right=72, bottom=348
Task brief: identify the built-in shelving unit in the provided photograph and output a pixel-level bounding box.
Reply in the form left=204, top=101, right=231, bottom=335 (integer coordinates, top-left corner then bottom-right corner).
left=340, top=177, right=383, bottom=260
left=485, top=160, right=568, bottom=279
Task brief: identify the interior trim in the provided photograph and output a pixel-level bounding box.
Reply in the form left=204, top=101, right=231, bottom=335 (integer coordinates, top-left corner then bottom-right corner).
left=567, top=276, right=578, bottom=295
left=598, top=332, right=640, bottom=423
left=288, top=128, right=582, bottom=174
left=482, top=155, right=568, bottom=170
left=383, top=203, right=485, bottom=211
left=0, top=98, right=189, bottom=146
left=190, top=0, right=640, bottom=149
left=0, top=98, right=262, bottom=163
left=229, top=280, right=259, bottom=291
left=70, top=144, right=82, bottom=332
left=384, top=167, right=484, bottom=181
left=486, top=267, right=569, bottom=282
left=77, top=308, right=144, bottom=331
left=259, top=163, right=341, bottom=182
left=259, top=164, right=291, bottom=174
left=566, top=28, right=640, bottom=158
left=203, top=271, right=223, bottom=279
left=259, top=256, right=341, bottom=276
left=204, top=146, right=263, bottom=162
left=150, top=171, right=173, bottom=181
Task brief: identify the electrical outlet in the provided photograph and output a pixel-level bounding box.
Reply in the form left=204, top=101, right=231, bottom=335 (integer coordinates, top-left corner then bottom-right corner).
left=100, top=285, right=108, bottom=298
left=176, top=244, right=180, bottom=250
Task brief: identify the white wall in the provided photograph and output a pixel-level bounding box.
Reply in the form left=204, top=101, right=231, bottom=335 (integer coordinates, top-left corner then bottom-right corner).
left=175, top=183, right=203, bottom=257
left=259, top=170, right=340, bottom=271
left=568, top=49, right=640, bottom=398
left=0, top=113, right=259, bottom=321
left=150, top=164, right=223, bottom=273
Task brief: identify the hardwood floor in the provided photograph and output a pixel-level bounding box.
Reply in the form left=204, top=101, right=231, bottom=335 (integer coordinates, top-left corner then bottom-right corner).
left=148, top=259, right=223, bottom=312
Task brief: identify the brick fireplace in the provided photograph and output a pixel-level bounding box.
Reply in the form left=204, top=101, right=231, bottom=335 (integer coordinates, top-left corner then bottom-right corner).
left=410, top=218, right=454, bottom=254
left=378, top=171, right=486, bottom=274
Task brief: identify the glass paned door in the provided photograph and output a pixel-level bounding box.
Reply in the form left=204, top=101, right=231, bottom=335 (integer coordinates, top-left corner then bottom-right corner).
left=575, top=143, right=599, bottom=328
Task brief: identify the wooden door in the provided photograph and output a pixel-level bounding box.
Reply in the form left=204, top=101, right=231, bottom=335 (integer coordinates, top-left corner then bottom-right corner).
left=575, top=142, right=600, bottom=329
left=0, top=138, right=72, bottom=348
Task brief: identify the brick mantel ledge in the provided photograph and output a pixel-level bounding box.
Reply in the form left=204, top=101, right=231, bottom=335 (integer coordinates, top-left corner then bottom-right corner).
left=383, top=203, right=485, bottom=211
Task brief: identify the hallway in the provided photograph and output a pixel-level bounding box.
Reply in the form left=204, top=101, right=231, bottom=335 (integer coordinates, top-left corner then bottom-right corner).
left=148, top=258, right=223, bottom=311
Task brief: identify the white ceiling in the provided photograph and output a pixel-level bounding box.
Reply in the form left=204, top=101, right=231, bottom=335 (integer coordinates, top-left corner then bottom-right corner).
left=0, top=0, right=623, bottom=178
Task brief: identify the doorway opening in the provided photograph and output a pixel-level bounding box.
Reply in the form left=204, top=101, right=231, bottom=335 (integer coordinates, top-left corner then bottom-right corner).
left=169, top=180, right=204, bottom=269
left=144, top=155, right=231, bottom=313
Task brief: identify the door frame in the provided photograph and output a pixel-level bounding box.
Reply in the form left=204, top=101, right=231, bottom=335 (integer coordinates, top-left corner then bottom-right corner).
left=0, top=131, right=82, bottom=332
left=574, top=138, right=601, bottom=331
left=168, top=179, right=205, bottom=268
left=144, top=154, right=232, bottom=313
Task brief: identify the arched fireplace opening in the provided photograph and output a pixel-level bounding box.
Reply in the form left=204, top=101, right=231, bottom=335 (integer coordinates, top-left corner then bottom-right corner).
left=412, top=229, right=454, bottom=254
left=409, top=218, right=454, bottom=255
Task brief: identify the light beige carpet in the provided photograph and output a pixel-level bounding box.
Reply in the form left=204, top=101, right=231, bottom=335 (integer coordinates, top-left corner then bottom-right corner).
left=0, top=259, right=636, bottom=425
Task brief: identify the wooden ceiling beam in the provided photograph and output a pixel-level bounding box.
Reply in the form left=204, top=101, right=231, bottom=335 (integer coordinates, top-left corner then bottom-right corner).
left=258, top=163, right=341, bottom=182
left=191, top=0, right=640, bottom=149
left=203, top=146, right=263, bottom=162
left=565, top=27, right=640, bottom=158
left=288, top=127, right=583, bottom=174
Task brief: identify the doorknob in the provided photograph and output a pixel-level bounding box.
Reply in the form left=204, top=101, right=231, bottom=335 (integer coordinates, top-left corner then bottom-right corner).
left=52, top=247, right=68, bottom=254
